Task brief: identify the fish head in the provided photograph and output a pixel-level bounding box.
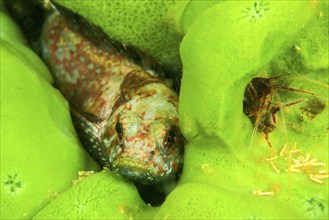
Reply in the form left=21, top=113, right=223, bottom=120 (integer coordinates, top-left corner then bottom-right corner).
left=103, top=86, right=184, bottom=184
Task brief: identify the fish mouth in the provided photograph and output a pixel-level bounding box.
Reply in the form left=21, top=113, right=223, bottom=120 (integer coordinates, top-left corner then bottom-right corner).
left=113, top=158, right=173, bottom=184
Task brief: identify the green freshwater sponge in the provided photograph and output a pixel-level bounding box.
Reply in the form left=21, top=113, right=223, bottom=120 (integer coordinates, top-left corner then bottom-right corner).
left=55, top=0, right=189, bottom=73
left=269, top=1, right=329, bottom=74
left=295, top=0, right=329, bottom=70
left=1, top=1, right=328, bottom=219
left=178, top=1, right=328, bottom=219
left=155, top=182, right=303, bottom=219
left=34, top=170, right=154, bottom=219
left=0, top=9, right=100, bottom=219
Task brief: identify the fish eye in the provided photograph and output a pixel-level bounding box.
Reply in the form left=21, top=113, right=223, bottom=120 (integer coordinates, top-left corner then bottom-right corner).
left=115, top=122, right=123, bottom=139
left=165, top=129, right=176, bottom=148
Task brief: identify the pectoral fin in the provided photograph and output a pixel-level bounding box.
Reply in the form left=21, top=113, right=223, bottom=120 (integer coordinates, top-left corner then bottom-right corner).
left=71, top=109, right=110, bottom=168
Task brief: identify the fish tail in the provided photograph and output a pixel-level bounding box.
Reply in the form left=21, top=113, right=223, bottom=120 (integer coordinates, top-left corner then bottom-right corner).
left=4, top=0, right=56, bottom=51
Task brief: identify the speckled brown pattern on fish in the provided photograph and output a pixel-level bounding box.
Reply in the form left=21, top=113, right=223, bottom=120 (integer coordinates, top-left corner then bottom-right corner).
left=42, top=12, right=142, bottom=120
left=39, top=8, right=183, bottom=183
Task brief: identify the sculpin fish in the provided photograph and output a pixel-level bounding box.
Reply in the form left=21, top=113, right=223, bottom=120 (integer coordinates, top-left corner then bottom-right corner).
left=5, top=0, right=184, bottom=183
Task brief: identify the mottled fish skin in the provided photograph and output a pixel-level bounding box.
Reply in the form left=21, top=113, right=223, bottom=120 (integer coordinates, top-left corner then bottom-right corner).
left=39, top=9, right=184, bottom=183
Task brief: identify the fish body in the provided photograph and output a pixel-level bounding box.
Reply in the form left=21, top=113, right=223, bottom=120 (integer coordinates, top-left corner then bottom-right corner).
left=6, top=1, right=184, bottom=183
